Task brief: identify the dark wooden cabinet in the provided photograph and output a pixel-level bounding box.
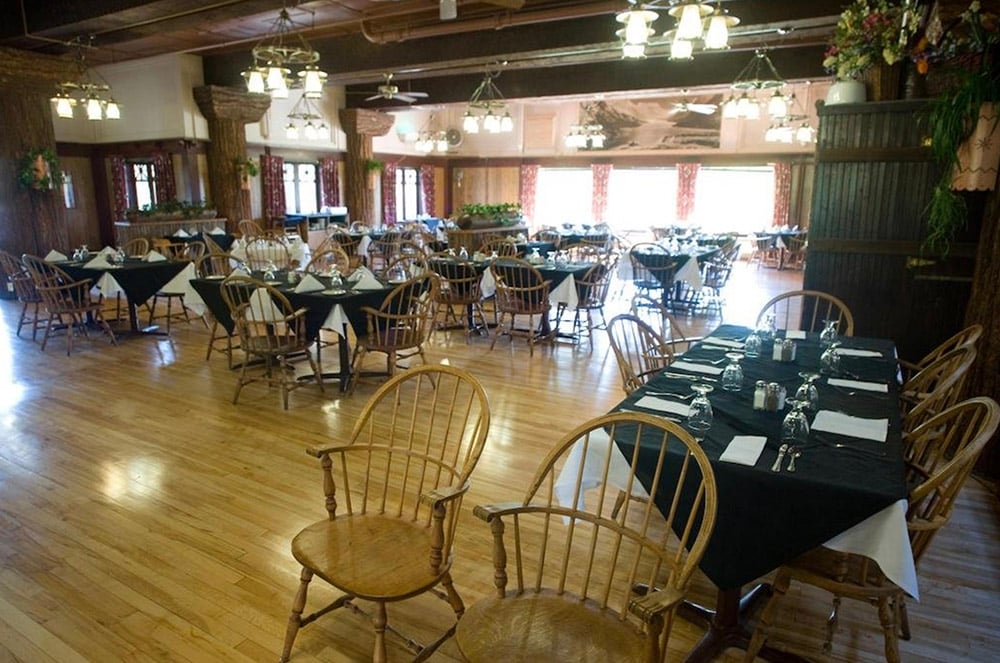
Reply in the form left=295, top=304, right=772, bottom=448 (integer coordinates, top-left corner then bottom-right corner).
left=804, top=100, right=979, bottom=360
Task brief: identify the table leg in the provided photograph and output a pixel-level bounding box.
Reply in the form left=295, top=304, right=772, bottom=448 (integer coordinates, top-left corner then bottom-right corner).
left=682, top=585, right=807, bottom=663
left=338, top=323, right=351, bottom=392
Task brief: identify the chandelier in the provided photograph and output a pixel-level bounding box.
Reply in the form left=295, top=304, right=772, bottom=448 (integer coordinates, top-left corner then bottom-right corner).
left=763, top=93, right=816, bottom=146
left=243, top=7, right=326, bottom=100
left=615, top=2, right=739, bottom=60
left=565, top=124, right=607, bottom=150
left=285, top=94, right=330, bottom=141
left=461, top=69, right=513, bottom=134
left=415, top=131, right=449, bottom=153
left=51, top=39, right=121, bottom=121
left=721, top=50, right=786, bottom=120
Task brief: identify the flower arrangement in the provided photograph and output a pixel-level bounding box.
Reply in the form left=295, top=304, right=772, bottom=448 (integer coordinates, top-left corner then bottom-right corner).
left=823, top=0, right=921, bottom=80
left=911, top=1, right=998, bottom=75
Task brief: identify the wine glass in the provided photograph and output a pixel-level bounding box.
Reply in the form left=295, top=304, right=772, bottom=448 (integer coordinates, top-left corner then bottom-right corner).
left=721, top=353, right=744, bottom=392
left=757, top=313, right=776, bottom=342
left=821, top=342, right=842, bottom=375
left=263, top=260, right=277, bottom=281
left=820, top=319, right=839, bottom=346
left=688, top=383, right=714, bottom=435
left=781, top=400, right=811, bottom=446
left=744, top=330, right=762, bottom=358
left=795, top=372, right=821, bottom=411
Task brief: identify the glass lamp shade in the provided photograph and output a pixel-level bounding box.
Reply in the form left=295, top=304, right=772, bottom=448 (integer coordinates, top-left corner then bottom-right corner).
left=85, top=97, right=103, bottom=120
left=462, top=112, right=480, bottom=134
left=616, top=9, right=658, bottom=44
left=303, top=122, right=318, bottom=140
left=318, top=123, right=331, bottom=140
left=266, top=66, right=289, bottom=93
left=105, top=100, right=121, bottom=120
left=483, top=111, right=500, bottom=133
left=300, top=67, right=327, bottom=98
left=795, top=123, right=816, bottom=145
left=590, top=134, right=605, bottom=149
left=670, top=39, right=694, bottom=60
left=704, top=8, right=739, bottom=50
left=53, top=95, right=75, bottom=119
left=672, top=3, right=709, bottom=40
left=721, top=96, right=739, bottom=119
left=499, top=112, right=514, bottom=133
left=270, top=87, right=289, bottom=100
left=768, top=91, right=788, bottom=119
left=435, top=137, right=449, bottom=152
left=285, top=123, right=299, bottom=140
left=244, top=68, right=266, bottom=94
left=621, top=41, right=647, bottom=59
left=736, top=94, right=760, bottom=120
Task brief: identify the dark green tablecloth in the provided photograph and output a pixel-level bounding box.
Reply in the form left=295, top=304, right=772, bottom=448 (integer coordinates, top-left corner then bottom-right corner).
left=613, top=324, right=907, bottom=590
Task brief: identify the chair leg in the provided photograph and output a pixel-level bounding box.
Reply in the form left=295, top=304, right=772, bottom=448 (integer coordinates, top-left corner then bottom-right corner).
left=823, top=596, right=841, bottom=654
left=279, top=567, right=313, bottom=663
left=878, top=596, right=901, bottom=663
left=743, top=569, right=791, bottom=662
left=440, top=570, right=465, bottom=618
left=897, top=596, right=911, bottom=640
left=373, top=601, right=388, bottom=663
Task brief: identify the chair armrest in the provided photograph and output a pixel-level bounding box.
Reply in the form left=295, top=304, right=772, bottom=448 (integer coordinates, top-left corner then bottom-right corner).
left=472, top=502, right=535, bottom=521
left=419, top=482, right=470, bottom=508
left=280, top=307, right=310, bottom=324
left=306, top=444, right=354, bottom=457
left=628, top=586, right=685, bottom=623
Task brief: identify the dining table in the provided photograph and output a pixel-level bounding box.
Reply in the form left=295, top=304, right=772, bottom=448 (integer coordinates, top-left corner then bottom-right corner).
left=60, top=256, right=203, bottom=334
left=190, top=271, right=394, bottom=391
left=559, top=324, right=914, bottom=662
left=629, top=244, right=720, bottom=311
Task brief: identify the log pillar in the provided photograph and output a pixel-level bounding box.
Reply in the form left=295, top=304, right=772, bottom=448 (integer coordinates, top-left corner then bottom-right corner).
left=339, top=109, right=394, bottom=225
left=193, top=86, right=270, bottom=232
left=0, top=48, right=78, bottom=256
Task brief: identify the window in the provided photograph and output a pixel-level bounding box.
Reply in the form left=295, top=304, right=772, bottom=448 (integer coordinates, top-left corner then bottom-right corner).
left=691, top=166, right=775, bottom=233
left=126, top=161, right=158, bottom=210
left=394, top=167, right=421, bottom=221
left=283, top=162, right=319, bottom=214
left=606, top=168, right=677, bottom=232
left=534, top=168, right=592, bottom=227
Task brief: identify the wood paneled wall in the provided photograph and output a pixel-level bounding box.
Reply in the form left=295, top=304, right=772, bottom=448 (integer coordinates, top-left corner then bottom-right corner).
left=804, top=100, right=976, bottom=360
left=451, top=165, right=520, bottom=211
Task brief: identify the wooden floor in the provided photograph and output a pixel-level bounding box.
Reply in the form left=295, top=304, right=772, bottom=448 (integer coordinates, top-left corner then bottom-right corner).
left=0, top=261, right=997, bottom=662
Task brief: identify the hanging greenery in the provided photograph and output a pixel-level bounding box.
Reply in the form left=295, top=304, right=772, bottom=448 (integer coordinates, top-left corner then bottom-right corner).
left=364, top=158, right=385, bottom=173
left=234, top=156, right=260, bottom=181
left=18, top=148, right=64, bottom=191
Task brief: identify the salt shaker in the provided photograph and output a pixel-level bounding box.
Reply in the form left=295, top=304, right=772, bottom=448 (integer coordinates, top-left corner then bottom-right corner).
left=753, top=380, right=767, bottom=411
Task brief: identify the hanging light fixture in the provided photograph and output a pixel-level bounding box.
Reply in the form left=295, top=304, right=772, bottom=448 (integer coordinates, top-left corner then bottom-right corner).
left=285, top=93, right=329, bottom=141
left=664, top=30, right=694, bottom=60
left=703, top=4, right=739, bottom=50
left=415, top=130, right=450, bottom=153
left=243, top=6, right=326, bottom=100
left=721, top=50, right=785, bottom=120
left=462, top=68, right=514, bottom=135
left=667, top=2, right=711, bottom=41
left=565, top=124, right=607, bottom=150
left=615, top=6, right=658, bottom=59
left=51, top=38, right=122, bottom=121
left=763, top=92, right=816, bottom=146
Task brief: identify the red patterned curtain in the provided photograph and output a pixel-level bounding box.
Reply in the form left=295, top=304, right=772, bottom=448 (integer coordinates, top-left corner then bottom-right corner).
left=772, top=162, right=792, bottom=227
left=260, top=154, right=286, bottom=222
left=319, top=157, right=339, bottom=208
left=151, top=151, right=176, bottom=202
left=676, top=163, right=700, bottom=221
left=519, top=164, right=539, bottom=225
left=591, top=163, right=612, bottom=222
left=109, top=155, right=128, bottom=220
left=382, top=163, right=397, bottom=226
left=420, top=164, right=435, bottom=217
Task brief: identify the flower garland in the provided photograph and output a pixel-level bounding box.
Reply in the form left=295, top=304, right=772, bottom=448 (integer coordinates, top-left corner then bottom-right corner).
left=18, top=148, right=64, bottom=191
left=823, top=0, right=921, bottom=81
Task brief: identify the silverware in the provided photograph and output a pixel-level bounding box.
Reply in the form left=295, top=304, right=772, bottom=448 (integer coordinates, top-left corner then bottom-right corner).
left=664, top=371, right=719, bottom=383
left=787, top=448, right=802, bottom=472
left=683, top=357, right=727, bottom=366
left=644, top=391, right=696, bottom=401
left=771, top=444, right=789, bottom=472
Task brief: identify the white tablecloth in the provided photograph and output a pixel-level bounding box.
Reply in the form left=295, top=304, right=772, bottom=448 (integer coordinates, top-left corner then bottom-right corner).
left=481, top=267, right=578, bottom=310
left=231, top=239, right=309, bottom=267
left=92, top=263, right=207, bottom=317
left=555, top=436, right=918, bottom=599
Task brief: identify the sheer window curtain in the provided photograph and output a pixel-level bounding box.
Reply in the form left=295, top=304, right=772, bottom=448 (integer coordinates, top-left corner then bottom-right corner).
left=676, top=163, right=700, bottom=221
left=591, top=164, right=612, bottom=222
left=260, top=155, right=286, bottom=225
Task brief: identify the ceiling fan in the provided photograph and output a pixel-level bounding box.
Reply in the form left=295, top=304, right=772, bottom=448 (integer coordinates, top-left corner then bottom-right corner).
left=365, top=73, right=429, bottom=104
left=671, top=90, right=718, bottom=115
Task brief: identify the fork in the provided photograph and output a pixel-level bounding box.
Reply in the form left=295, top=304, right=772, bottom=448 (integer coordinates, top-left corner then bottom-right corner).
left=683, top=357, right=728, bottom=366
left=644, top=391, right=696, bottom=401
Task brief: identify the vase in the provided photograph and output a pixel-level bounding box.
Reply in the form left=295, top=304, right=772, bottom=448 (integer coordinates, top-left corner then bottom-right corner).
left=863, top=62, right=903, bottom=101
left=952, top=103, right=1000, bottom=192
left=826, top=80, right=866, bottom=105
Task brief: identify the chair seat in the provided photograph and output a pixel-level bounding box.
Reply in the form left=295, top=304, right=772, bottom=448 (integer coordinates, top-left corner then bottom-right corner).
left=291, top=516, right=444, bottom=600
left=456, top=590, right=646, bottom=662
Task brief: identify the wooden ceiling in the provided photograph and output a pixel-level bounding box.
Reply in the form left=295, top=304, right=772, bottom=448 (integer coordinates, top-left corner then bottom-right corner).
left=2, top=1, right=851, bottom=106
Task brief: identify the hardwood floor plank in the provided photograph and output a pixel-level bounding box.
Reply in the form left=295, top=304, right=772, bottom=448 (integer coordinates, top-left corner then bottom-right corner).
left=0, top=263, right=996, bottom=661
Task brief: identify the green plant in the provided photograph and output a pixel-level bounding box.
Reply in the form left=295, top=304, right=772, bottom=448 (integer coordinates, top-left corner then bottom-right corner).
left=364, top=158, right=385, bottom=173
left=459, top=202, right=523, bottom=225
left=234, top=156, right=259, bottom=181
left=18, top=148, right=64, bottom=191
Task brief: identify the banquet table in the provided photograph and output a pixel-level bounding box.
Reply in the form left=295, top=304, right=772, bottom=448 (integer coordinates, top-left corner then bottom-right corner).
left=629, top=245, right=719, bottom=310
left=164, top=232, right=236, bottom=252
left=560, top=324, right=912, bottom=661
left=60, top=257, right=201, bottom=334
left=190, top=273, right=393, bottom=391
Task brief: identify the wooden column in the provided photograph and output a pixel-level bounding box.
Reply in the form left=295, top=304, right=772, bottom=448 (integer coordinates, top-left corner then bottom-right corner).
left=193, top=86, right=269, bottom=232
left=0, top=48, right=77, bottom=256
left=339, top=109, right=394, bottom=225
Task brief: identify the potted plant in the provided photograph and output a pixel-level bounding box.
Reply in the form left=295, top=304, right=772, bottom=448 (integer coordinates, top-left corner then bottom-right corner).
left=457, top=202, right=523, bottom=229
left=922, top=2, right=999, bottom=252
left=823, top=0, right=921, bottom=102
left=18, top=148, right=64, bottom=191
left=235, top=157, right=259, bottom=188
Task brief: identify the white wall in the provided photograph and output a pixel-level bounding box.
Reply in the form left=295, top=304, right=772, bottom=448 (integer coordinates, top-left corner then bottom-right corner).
left=53, top=54, right=208, bottom=143
left=245, top=86, right=346, bottom=151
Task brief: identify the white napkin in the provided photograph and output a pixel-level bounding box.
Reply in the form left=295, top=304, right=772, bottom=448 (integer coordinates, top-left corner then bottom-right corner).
left=631, top=396, right=689, bottom=417
left=294, top=273, right=324, bottom=293
left=172, top=229, right=190, bottom=238
left=828, top=378, right=888, bottom=393
left=188, top=228, right=198, bottom=235
left=99, top=245, right=117, bottom=257
left=812, top=411, right=889, bottom=442
left=720, top=436, right=768, bottom=466
left=144, top=251, right=168, bottom=262
left=352, top=266, right=384, bottom=291
left=209, top=226, right=226, bottom=235
left=700, top=337, right=744, bottom=349
left=837, top=348, right=884, bottom=358
left=232, top=265, right=251, bottom=276
left=83, top=255, right=112, bottom=269
left=44, top=250, right=67, bottom=262
left=783, top=330, right=807, bottom=339
left=671, top=360, right=724, bottom=376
